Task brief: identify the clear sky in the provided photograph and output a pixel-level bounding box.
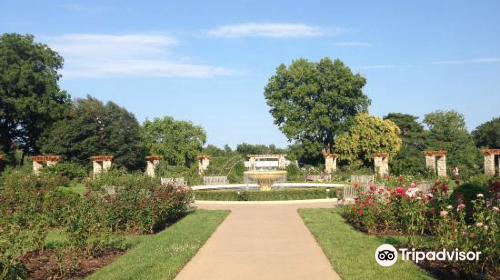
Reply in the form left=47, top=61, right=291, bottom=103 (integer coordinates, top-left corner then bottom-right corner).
left=1, top=0, right=499, bottom=148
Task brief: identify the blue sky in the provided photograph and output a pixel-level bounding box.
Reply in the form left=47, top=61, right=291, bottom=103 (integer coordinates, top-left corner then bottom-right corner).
left=1, top=0, right=499, bottom=148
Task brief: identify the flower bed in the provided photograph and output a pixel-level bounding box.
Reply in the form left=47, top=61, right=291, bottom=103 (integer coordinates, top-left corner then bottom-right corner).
left=341, top=179, right=499, bottom=280
left=0, top=170, right=192, bottom=279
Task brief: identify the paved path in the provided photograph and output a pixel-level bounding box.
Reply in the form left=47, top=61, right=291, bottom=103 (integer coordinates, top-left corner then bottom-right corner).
left=174, top=200, right=341, bottom=280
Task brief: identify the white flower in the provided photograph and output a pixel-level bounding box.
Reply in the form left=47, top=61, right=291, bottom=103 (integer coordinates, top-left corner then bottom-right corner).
left=483, top=225, right=489, bottom=230
left=440, top=210, right=449, bottom=217
left=493, top=206, right=499, bottom=212
left=476, top=222, right=483, bottom=227
left=446, top=205, right=453, bottom=210
left=477, top=193, right=484, bottom=198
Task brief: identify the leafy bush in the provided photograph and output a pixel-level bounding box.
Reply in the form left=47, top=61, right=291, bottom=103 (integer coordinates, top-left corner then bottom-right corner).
left=40, top=162, right=88, bottom=181
left=286, top=163, right=303, bottom=181
left=194, top=188, right=336, bottom=201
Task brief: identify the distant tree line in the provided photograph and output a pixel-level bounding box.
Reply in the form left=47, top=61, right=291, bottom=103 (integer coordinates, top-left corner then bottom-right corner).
left=1, top=33, right=498, bottom=177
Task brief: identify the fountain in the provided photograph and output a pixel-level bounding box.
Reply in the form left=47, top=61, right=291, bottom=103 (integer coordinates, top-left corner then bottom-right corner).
left=243, top=155, right=289, bottom=191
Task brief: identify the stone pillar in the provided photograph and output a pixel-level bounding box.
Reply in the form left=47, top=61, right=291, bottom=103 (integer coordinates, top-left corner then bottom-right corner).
left=33, top=161, right=43, bottom=175
left=425, top=154, right=436, bottom=171
left=484, top=154, right=495, bottom=175
left=93, top=161, right=102, bottom=176
left=145, top=156, right=163, bottom=177
left=198, top=155, right=210, bottom=174
left=31, top=156, right=60, bottom=175
left=248, top=155, right=256, bottom=170
left=436, top=155, right=447, bottom=177
left=373, top=153, right=389, bottom=176
left=278, top=155, right=287, bottom=169
left=91, top=155, right=114, bottom=178
left=424, top=151, right=447, bottom=177
left=324, top=154, right=337, bottom=174
left=482, top=149, right=500, bottom=176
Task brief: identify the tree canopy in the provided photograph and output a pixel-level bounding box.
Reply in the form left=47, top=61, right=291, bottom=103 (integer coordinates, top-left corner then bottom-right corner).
left=264, top=58, right=370, bottom=155
left=423, top=110, right=480, bottom=177
left=0, top=33, right=71, bottom=160
left=334, top=113, right=402, bottom=167
left=39, top=96, right=145, bottom=170
left=142, top=116, right=206, bottom=167
left=472, top=117, right=500, bottom=149
left=384, top=113, right=428, bottom=175
left=235, top=143, right=287, bottom=155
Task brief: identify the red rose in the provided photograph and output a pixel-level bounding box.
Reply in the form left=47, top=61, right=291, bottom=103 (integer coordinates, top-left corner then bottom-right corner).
left=359, top=209, right=364, bottom=214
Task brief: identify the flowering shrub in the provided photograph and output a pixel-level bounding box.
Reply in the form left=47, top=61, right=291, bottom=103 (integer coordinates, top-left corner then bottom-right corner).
left=342, top=180, right=499, bottom=278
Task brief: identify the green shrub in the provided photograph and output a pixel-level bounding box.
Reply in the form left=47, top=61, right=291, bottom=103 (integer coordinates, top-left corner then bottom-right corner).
left=40, top=162, right=88, bottom=181
left=286, top=163, right=303, bottom=181
left=194, top=188, right=337, bottom=201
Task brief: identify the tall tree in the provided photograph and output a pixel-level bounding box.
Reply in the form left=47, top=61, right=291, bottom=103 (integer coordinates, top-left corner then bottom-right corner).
left=264, top=58, right=370, bottom=156
left=384, top=113, right=428, bottom=175
left=334, top=113, right=402, bottom=167
left=39, top=96, right=145, bottom=170
left=142, top=117, right=206, bottom=167
left=423, top=110, right=480, bottom=177
left=472, top=117, right=500, bottom=149
left=0, top=33, right=71, bottom=160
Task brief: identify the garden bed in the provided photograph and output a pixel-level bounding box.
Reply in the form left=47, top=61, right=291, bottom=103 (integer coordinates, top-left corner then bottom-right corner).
left=22, top=248, right=125, bottom=280
left=193, top=188, right=339, bottom=201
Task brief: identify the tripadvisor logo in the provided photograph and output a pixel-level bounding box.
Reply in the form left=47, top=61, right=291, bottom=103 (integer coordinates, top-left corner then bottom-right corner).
left=375, top=244, right=482, bottom=267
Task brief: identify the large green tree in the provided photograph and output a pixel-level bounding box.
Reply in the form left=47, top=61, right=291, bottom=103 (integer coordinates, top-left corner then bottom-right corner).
left=472, top=117, right=500, bottom=149
left=423, top=110, right=480, bottom=177
left=334, top=113, right=402, bottom=167
left=264, top=58, right=370, bottom=156
left=236, top=143, right=287, bottom=155
left=39, top=96, right=145, bottom=170
left=384, top=113, right=428, bottom=175
left=141, top=117, right=206, bottom=167
left=0, top=33, right=71, bottom=160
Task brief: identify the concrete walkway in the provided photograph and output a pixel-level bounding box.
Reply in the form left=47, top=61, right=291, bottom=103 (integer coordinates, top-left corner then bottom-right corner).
left=174, top=200, right=341, bottom=280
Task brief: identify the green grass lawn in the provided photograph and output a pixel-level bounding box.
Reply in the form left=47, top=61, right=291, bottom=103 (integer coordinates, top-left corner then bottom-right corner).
left=85, top=209, right=229, bottom=280
left=299, top=208, right=436, bottom=280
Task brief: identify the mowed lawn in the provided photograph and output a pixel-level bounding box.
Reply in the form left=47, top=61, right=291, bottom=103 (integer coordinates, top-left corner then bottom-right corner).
left=299, top=208, right=436, bottom=280
left=85, top=209, right=229, bottom=280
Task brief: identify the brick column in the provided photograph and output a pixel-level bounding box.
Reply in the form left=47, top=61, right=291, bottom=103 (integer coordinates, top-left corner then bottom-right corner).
left=145, top=155, right=163, bottom=177
left=373, top=153, right=389, bottom=176
left=324, top=154, right=338, bottom=174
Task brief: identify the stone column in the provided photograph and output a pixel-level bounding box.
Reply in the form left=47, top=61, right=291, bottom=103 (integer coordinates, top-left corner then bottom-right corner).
left=278, top=155, right=287, bottom=169
left=482, top=149, right=500, bottom=176
left=93, top=161, right=103, bottom=176
left=484, top=153, right=495, bottom=175
left=248, top=155, right=256, bottom=170
left=198, top=155, right=210, bottom=174
left=425, top=154, right=436, bottom=171
left=145, top=156, right=163, bottom=177
left=33, top=161, right=43, bottom=175
left=373, top=153, right=389, bottom=176
left=324, top=154, right=337, bottom=174
left=436, top=155, right=447, bottom=177
left=91, top=156, right=113, bottom=178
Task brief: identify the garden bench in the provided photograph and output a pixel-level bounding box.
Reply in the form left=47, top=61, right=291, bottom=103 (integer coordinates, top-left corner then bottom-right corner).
left=203, top=176, right=228, bottom=185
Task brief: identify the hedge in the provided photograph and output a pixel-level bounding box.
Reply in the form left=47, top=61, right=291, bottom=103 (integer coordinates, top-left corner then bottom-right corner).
left=193, top=188, right=339, bottom=201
